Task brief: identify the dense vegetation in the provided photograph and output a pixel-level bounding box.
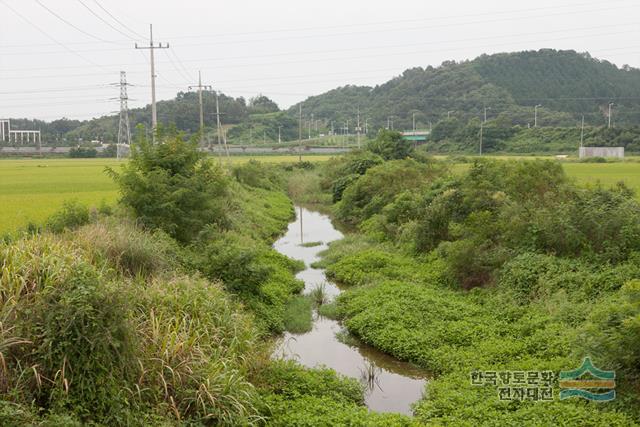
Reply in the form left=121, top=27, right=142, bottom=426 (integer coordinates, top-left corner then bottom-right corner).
left=0, top=135, right=404, bottom=425
left=304, top=132, right=640, bottom=425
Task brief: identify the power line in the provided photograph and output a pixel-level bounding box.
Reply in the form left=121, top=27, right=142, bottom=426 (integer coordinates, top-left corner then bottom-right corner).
left=90, top=0, right=146, bottom=39
left=162, top=0, right=635, bottom=41
left=34, top=0, right=118, bottom=44
left=76, top=0, right=138, bottom=41
left=163, top=49, right=192, bottom=84
left=0, top=0, right=114, bottom=73
left=1, top=0, right=635, bottom=50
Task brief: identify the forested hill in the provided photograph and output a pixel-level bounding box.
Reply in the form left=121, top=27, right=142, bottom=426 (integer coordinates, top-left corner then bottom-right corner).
left=291, top=49, right=640, bottom=130
left=9, top=93, right=288, bottom=144
left=9, top=49, right=640, bottom=145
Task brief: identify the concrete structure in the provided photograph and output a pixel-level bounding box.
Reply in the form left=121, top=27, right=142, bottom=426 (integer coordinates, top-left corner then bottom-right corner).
left=0, top=119, right=41, bottom=146
left=579, top=146, right=624, bottom=159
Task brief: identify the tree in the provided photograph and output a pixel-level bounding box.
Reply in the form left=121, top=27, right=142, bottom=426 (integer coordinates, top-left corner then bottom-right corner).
left=366, top=129, right=413, bottom=160
left=108, top=129, right=229, bottom=243
left=248, top=95, right=279, bottom=114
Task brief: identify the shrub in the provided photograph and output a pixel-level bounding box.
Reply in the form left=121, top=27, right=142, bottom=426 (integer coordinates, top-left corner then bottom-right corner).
left=578, top=280, right=640, bottom=381
left=366, top=129, right=414, bottom=160
left=336, top=159, right=444, bottom=226
left=69, top=146, right=97, bottom=158
left=233, top=160, right=285, bottom=190
left=108, top=134, right=230, bottom=243
left=45, top=201, right=90, bottom=233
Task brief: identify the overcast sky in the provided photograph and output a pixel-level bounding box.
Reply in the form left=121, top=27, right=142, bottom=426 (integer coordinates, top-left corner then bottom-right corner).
left=1, top=0, right=639, bottom=121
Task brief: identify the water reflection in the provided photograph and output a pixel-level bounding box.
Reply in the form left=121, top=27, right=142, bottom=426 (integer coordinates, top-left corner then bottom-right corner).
left=272, top=207, right=427, bottom=415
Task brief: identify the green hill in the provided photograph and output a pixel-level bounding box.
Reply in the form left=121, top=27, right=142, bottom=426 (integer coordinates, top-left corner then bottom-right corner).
left=291, top=49, right=640, bottom=131
left=7, top=49, right=640, bottom=147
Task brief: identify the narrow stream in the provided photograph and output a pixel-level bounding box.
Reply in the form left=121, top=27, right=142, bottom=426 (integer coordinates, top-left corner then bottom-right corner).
left=273, top=206, right=427, bottom=415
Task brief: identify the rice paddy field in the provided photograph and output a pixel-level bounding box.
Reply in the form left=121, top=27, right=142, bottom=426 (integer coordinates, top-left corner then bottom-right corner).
left=0, top=156, right=638, bottom=234
left=0, top=155, right=331, bottom=234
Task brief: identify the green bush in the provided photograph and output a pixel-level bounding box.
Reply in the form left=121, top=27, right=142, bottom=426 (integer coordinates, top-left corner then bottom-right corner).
left=366, top=129, right=414, bottom=160
left=233, top=160, right=285, bottom=190
left=578, top=280, right=640, bottom=381
left=108, top=134, right=230, bottom=243
left=45, top=200, right=90, bottom=233
left=336, top=159, right=444, bottom=226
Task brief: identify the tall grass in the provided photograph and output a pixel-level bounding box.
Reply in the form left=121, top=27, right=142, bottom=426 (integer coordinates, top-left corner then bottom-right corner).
left=309, top=283, right=328, bottom=306
left=0, top=222, right=267, bottom=425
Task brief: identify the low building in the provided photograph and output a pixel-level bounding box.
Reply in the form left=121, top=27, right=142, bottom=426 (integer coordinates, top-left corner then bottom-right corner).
left=579, top=147, right=624, bottom=159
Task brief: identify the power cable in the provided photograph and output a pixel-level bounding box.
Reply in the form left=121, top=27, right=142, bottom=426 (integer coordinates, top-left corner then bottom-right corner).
left=76, top=0, right=139, bottom=41
left=34, top=0, right=118, bottom=44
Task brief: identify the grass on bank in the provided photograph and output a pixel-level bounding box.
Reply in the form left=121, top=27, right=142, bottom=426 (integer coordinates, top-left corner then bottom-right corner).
left=309, top=150, right=640, bottom=425
left=0, top=147, right=403, bottom=424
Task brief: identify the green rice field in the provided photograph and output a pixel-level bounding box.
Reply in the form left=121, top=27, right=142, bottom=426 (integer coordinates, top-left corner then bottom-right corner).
left=0, top=156, right=638, bottom=234
left=0, top=156, right=331, bottom=234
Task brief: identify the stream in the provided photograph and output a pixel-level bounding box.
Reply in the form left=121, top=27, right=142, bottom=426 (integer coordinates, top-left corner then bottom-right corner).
left=272, top=206, right=427, bottom=415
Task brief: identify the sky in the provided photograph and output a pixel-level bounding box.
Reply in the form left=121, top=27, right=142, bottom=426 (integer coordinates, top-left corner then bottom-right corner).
left=1, top=0, right=639, bottom=121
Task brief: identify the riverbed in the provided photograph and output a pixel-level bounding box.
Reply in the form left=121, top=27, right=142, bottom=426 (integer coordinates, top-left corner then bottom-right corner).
left=272, top=206, right=427, bottom=415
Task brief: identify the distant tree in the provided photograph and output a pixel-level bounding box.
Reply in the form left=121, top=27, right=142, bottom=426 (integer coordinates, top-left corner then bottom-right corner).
left=366, top=129, right=414, bottom=160
left=248, top=95, right=279, bottom=114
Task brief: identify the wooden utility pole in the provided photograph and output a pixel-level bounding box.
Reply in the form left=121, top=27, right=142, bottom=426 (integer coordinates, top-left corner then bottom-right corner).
left=135, top=24, right=169, bottom=141
left=188, top=71, right=212, bottom=148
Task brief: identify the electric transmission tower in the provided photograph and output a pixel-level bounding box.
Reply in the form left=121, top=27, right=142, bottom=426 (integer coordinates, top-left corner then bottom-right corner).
left=117, top=71, right=132, bottom=156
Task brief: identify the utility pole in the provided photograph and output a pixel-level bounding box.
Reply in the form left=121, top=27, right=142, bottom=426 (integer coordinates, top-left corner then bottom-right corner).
left=412, top=112, right=416, bottom=132
left=580, top=115, right=585, bottom=147
left=298, top=104, right=302, bottom=162
left=116, top=70, right=131, bottom=159
left=479, top=121, right=483, bottom=156
left=357, top=107, right=361, bottom=149
left=278, top=125, right=282, bottom=143
left=534, top=104, right=542, bottom=127
left=188, top=71, right=213, bottom=148
left=608, top=102, right=614, bottom=128
left=135, top=24, right=169, bottom=141
left=308, top=118, right=311, bottom=140
left=484, top=107, right=491, bottom=123
left=214, top=91, right=228, bottom=157
left=365, top=118, right=369, bottom=135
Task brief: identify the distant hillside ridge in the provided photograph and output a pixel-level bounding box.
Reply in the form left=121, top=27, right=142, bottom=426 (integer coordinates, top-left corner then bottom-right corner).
left=290, top=49, right=640, bottom=131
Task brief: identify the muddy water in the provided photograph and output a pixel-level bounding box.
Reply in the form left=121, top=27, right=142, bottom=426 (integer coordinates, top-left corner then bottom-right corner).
left=273, top=207, right=427, bottom=415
